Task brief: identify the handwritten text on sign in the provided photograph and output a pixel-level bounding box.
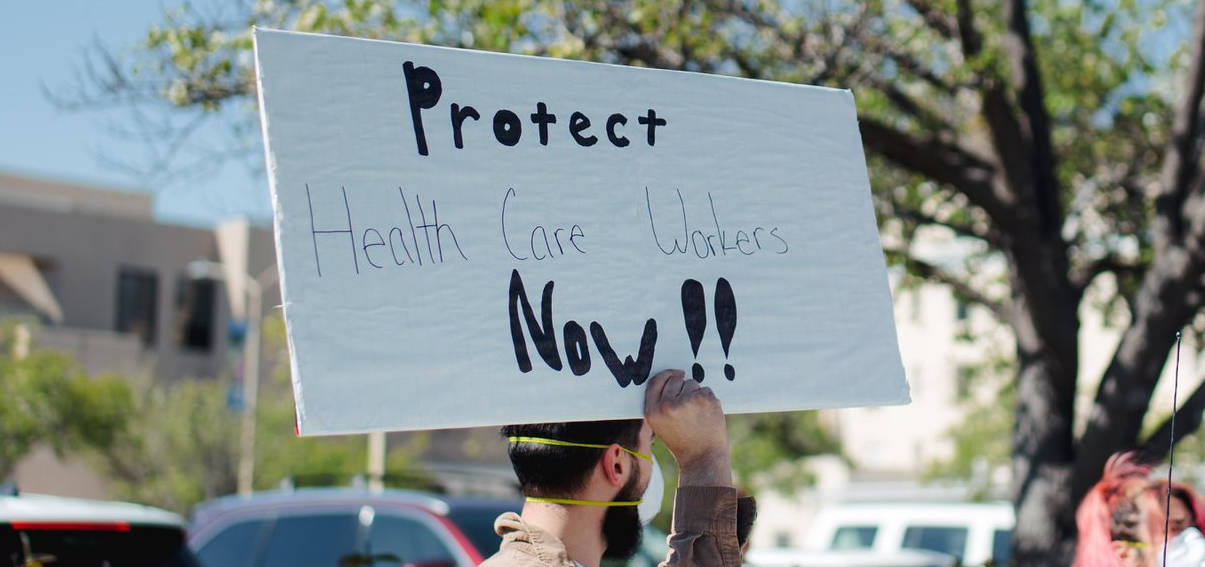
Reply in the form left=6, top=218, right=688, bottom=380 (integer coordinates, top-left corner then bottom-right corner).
left=254, top=28, right=908, bottom=435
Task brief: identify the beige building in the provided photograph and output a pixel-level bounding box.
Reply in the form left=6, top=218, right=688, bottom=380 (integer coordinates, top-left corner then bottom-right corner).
left=0, top=171, right=278, bottom=497
left=0, top=171, right=278, bottom=380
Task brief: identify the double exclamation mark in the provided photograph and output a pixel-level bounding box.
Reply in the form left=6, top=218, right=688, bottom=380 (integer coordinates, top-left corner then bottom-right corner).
left=681, top=278, right=737, bottom=382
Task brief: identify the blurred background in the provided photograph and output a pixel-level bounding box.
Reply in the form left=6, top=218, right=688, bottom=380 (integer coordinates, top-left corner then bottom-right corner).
left=6, top=1, right=1205, bottom=566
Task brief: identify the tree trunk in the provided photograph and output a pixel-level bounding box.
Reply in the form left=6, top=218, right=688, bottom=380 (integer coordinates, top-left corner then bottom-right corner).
left=1007, top=241, right=1080, bottom=566
left=1012, top=353, right=1077, bottom=566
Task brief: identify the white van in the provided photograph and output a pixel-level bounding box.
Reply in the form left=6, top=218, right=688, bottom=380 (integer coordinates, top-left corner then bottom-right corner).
left=746, top=548, right=957, bottom=567
left=804, top=501, right=1014, bottom=566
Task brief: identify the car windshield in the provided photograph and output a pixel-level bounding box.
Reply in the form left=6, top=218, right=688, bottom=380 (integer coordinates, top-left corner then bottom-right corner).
left=1, top=522, right=201, bottom=567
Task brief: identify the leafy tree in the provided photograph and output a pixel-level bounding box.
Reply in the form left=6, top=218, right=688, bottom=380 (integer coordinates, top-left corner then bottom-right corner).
left=0, top=319, right=133, bottom=480
left=727, top=413, right=843, bottom=495
left=57, top=0, right=1205, bottom=562
left=100, top=375, right=240, bottom=511
left=102, top=314, right=431, bottom=513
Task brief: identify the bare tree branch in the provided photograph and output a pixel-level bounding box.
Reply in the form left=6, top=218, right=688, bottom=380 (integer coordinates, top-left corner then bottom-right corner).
left=859, top=117, right=1008, bottom=222
left=1070, top=254, right=1145, bottom=295
left=1140, top=373, right=1205, bottom=463
left=863, top=78, right=956, bottom=132
left=904, top=0, right=958, bottom=39
left=889, top=202, right=993, bottom=244
left=1156, top=0, right=1205, bottom=252
left=1002, top=0, right=1061, bottom=237
left=885, top=247, right=1008, bottom=320
left=1074, top=216, right=1205, bottom=497
left=955, top=0, right=984, bottom=57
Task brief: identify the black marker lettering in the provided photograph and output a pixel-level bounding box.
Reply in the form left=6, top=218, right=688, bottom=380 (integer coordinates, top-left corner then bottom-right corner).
left=400, top=188, right=422, bottom=266
left=734, top=230, right=754, bottom=255
left=606, top=113, right=629, bottom=147
left=508, top=270, right=563, bottom=372
left=388, top=227, right=414, bottom=265
left=645, top=187, right=688, bottom=255
left=552, top=227, right=568, bottom=255
left=530, top=226, right=549, bottom=261
left=414, top=194, right=436, bottom=264
left=502, top=187, right=526, bottom=261
left=493, top=109, right=522, bottom=146
left=569, top=112, right=598, bottom=147
left=361, top=228, right=386, bottom=268
left=691, top=230, right=710, bottom=259
left=770, top=227, right=789, bottom=253
left=306, top=184, right=359, bottom=277
left=569, top=225, right=586, bottom=254
left=563, top=321, right=591, bottom=376
left=432, top=200, right=467, bottom=262
left=709, top=193, right=738, bottom=255
left=402, top=61, right=442, bottom=156
left=752, top=226, right=766, bottom=251
left=530, top=102, right=557, bottom=146
left=590, top=319, right=657, bottom=387
left=451, top=103, right=480, bottom=149
left=637, top=109, right=666, bottom=146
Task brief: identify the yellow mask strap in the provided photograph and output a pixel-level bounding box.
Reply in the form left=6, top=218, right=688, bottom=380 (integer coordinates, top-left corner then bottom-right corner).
left=1113, top=539, right=1149, bottom=550
left=506, top=436, right=652, bottom=462
left=525, top=496, right=640, bottom=507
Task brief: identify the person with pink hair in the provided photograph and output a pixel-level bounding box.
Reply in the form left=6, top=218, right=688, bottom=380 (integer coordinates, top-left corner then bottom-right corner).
left=1074, top=453, right=1166, bottom=567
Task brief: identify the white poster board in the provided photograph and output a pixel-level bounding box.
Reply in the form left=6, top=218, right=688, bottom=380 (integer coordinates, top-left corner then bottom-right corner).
left=253, top=28, right=909, bottom=435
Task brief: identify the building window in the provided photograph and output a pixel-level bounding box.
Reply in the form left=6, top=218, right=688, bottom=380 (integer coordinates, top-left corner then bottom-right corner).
left=175, top=277, right=216, bottom=351
left=955, top=298, right=969, bottom=321
left=116, top=269, right=158, bottom=346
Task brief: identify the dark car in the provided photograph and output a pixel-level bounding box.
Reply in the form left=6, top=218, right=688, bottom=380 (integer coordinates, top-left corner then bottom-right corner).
left=189, top=488, right=520, bottom=567
left=189, top=487, right=670, bottom=567
left=0, top=488, right=201, bottom=567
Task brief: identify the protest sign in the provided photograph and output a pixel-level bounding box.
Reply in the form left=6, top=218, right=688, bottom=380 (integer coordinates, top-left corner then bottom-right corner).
left=253, top=28, right=909, bottom=435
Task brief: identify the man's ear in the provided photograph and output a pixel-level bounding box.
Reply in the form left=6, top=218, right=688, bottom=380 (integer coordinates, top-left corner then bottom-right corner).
left=599, top=444, right=629, bottom=488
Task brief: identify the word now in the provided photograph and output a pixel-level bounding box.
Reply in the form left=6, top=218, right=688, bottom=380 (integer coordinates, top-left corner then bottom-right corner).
left=508, top=270, right=657, bottom=387
left=404, top=61, right=667, bottom=156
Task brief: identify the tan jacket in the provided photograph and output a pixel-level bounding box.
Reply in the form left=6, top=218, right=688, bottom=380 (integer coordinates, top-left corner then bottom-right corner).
left=478, top=486, right=741, bottom=567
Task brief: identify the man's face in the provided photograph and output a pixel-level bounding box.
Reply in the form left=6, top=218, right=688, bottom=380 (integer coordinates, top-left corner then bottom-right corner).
left=634, top=421, right=655, bottom=493
left=601, top=421, right=655, bottom=560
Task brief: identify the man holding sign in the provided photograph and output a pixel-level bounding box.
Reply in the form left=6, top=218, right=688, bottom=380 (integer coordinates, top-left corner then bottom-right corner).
left=483, top=369, right=748, bottom=567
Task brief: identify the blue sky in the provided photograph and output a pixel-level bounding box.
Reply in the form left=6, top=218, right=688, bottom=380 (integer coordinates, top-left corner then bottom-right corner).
left=0, top=0, right=269, bottom=227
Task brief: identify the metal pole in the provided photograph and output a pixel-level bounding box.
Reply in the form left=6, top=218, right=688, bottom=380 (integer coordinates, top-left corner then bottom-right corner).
left=237, top=278, right=263, bottom=496
left=12, top=323, right=30, bottom=360
left=368, top=431, right=386, bottom=491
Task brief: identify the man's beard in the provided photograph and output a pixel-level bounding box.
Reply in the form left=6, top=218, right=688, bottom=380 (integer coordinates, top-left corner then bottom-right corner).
left=601, top=472, right=644, bottom=560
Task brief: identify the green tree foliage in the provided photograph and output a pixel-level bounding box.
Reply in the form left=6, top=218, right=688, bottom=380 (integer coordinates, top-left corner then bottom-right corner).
left=100, top=375, right=240, bottom=511
left=61, top=1, right=1205, bottom=563
left=101, top=314, right=431, bottom=514
left=727, top=413, right=843, bottom=495
left=0, top=320, right=133, bottom=480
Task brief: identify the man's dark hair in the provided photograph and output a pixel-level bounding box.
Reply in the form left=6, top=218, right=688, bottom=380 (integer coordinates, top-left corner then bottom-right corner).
left=501, top=419, right=643, bottom=498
